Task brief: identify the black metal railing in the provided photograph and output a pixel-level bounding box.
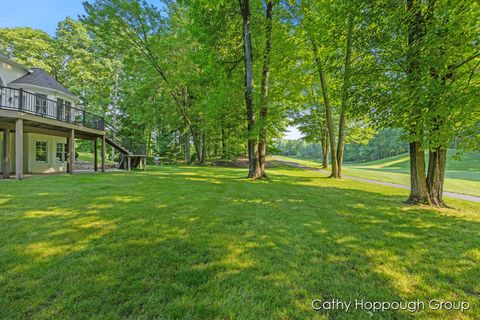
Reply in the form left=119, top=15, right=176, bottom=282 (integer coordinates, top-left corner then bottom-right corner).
left=0, top=86, right=105, bottom=131
left=104, top=120, right=146, bottom=155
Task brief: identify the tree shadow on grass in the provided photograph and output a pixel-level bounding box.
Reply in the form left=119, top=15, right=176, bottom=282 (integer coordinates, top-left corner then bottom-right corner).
left=0, top=167, right=479, bottom=319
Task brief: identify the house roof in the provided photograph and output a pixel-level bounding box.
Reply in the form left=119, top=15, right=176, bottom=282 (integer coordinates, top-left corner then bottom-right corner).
left=10, top=68, right=76, bottom=99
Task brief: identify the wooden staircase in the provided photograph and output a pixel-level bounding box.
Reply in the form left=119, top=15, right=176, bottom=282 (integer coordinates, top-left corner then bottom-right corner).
left=105, top=136, right=130, bottom=155
left=105, top=136, right=146, bottom=171
left=118, top=155, right=145, bottom=170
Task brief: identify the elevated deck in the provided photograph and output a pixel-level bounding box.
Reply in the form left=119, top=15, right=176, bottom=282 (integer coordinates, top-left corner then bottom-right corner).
left=0, top=86, right=146, bottom=179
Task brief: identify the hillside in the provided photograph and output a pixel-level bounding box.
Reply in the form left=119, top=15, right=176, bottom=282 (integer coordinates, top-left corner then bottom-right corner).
left=279, top=150, right=480, bottom=197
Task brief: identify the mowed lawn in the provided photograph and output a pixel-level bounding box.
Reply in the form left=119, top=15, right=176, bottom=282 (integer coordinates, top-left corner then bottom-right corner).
left=278, top=151, right=480, bottom=197
left=0, top=165, right=479, bottom=319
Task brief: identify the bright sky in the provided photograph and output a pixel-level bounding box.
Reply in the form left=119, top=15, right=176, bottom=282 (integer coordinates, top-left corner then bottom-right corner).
left=0, top=0, right=86, bottom=35
left=0, top=0, right=162, bottom=35
left=284, top=126, right=302, bottom=140
left=0, top=0, right=303, bottom=140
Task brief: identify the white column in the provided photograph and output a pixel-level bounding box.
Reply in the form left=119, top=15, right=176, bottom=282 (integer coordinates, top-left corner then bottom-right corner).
left=15, top=119, right=23, bottom=180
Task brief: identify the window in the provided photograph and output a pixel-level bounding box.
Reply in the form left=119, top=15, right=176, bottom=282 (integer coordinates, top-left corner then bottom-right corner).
left=35, top=141, right=48, bottom=162
left=64, top=101, right=72, bottom=122
left=0, top=77, right=3, bottom=106
left=57, top=98, right=65, bottom=120
left=35, top=94, right=47, bottom=115
left=56, top=143, right=67, bottom=162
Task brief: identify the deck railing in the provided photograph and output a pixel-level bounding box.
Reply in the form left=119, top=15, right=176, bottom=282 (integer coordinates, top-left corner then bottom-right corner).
left=0, top=86, right=105, bottom=131
left=104, top=120, right=147, bottom=155
left=0, top=85, right=146, bottom=155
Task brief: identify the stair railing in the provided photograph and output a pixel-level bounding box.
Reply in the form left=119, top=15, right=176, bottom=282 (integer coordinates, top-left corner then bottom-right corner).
left=103, top=120, right=147, bottom=155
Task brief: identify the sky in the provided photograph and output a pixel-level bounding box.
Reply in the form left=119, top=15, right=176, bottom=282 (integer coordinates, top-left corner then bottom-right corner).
left=0, top=0, right=303, bottom=140
left=0, top=0, right=86, bottom=35
left=284, top=126, right=302, bottom=140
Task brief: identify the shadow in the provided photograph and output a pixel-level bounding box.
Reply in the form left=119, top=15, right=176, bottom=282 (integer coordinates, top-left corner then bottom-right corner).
left=0, top=166, right=479, bottom=319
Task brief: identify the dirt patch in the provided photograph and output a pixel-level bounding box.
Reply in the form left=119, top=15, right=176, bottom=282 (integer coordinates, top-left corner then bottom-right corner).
left=211, top=158, right=281, bottom=168
left=74, top=161, right=118, bottom=170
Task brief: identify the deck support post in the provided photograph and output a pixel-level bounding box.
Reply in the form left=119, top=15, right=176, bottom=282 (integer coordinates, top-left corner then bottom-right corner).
left=127, top=155, right=131, bottom=171
left=15, top=119, right=23, bottom=180
left=67, top=129, right=75, bottom=174
left=94, top=139, right=98, bottom=172
left=101, top=135, right=106, bottom=172
left=2, top=128, right=10, bottom=179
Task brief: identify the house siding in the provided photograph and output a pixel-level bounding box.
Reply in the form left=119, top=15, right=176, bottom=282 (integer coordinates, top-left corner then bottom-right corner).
left=0, top=132, right=16, bottom=174
left=26, top=133, right=68, bottom=173
left=0, top=133, right=68, bottom=174
left=0, top=60, right=27, bottom=85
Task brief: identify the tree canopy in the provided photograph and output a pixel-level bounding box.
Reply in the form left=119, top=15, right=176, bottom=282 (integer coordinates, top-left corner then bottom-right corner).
left=1, top=0, right=478, bottom=206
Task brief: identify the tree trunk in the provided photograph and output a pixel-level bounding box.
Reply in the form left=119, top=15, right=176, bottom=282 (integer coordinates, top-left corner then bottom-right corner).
left=336, top=13, right=354, bottom=178
left=221, top=127, right=227, bottom=159
left=146, top=129, right=152, bottom=157
left=321, top=128, right=329, bottom=169
left=201, top=133, right=206, bottom=165
left=312, top=39, right=339, bottom=178
left=427, top=147, right=447, bottom=206
left=239, top=0, right=262, bottom=179
left=184, top=130, right=190, bottom=163
left=258, top=0, right=274, bottom=178
left=213, top=138, right=218, bottom=158
left=407, top=141, right=431, bottom=204
left=405, top=0, right=429, bottom=204
left=190, top=126, right=204, bottom=165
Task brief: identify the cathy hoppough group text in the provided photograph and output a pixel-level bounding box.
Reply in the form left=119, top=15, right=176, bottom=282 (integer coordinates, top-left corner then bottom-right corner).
left=311, top=299, right=470, bottom=313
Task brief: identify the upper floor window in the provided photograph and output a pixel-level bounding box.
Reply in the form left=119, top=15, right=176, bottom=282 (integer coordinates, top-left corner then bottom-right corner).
left=57, top=98, right=72, bottom=122
left=57, top=98, right=65, bottom=120
left=35, top=94, right=47, bottom=115
left=0, top=78, right=3, bottom=106
left=64, top=100, right=72, bottom=122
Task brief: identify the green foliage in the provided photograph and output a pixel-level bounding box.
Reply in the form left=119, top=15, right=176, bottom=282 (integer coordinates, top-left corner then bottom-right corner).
left=0, top=20, right=118, bottom=117
left=2, top=0, right=478, bottom=173
left=0, top=27, right=58, bottom=73
left=274, top=128, right=407, bottom=162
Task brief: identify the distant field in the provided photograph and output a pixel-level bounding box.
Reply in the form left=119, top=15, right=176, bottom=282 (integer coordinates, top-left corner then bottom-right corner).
left=278, top=151, right=480, bottom=197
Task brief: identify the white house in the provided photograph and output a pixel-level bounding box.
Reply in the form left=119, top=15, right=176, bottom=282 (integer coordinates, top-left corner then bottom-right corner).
left=0, top=53, right=110, bottom=178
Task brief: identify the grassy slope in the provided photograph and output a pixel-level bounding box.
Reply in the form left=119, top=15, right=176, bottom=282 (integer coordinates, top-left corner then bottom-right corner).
left=1, top=166, right=479, bottom=319
left=279, top=151, right=480, bottom=197
left=77, top=151, right=116, bottom=165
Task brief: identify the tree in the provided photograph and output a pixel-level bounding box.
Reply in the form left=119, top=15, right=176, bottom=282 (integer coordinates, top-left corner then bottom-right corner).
left=372, top=0, right=480, bottom=206
left=257, top=0, right=274, bottom=176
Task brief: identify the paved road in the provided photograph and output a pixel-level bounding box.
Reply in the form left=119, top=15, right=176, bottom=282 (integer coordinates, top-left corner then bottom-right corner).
left=274, top=157, right=480, bottom=203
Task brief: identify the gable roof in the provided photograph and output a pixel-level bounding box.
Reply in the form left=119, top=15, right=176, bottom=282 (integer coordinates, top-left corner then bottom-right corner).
left=10, top=68, right=76, bottom=99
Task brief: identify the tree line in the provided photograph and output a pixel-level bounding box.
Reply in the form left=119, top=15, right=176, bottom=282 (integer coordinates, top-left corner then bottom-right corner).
left=275, top=127, right=409, bottom=163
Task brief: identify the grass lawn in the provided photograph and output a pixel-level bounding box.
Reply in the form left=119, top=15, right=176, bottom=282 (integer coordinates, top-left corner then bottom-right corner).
left=278, top=151, right=480, bottom=197
left=77, top=151, right=116, bottom=165
left=1, top=166, right=479, bottom=319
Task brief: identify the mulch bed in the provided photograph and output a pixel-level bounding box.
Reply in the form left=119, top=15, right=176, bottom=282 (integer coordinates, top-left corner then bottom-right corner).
left=211, top=158, right=280, bottom=168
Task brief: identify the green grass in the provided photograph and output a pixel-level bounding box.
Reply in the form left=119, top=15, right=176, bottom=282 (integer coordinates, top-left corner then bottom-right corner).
left=279, top=151, right=480, bottom=197
left=77, top=151, right=116, bottom=165
left=1, top=166, right=479, bottom=319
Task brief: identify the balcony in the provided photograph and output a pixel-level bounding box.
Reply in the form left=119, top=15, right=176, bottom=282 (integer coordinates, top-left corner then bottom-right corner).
left=0, top=86, right=104, bottom=131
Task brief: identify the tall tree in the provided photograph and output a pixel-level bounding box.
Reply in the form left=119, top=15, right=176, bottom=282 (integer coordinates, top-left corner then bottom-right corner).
left=257, top=0, right=274, bottom=177
left=239, top=0, right=262, bottom=178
